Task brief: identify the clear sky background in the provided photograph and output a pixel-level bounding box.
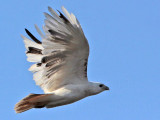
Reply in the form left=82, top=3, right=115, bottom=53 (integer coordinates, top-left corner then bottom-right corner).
left=0, top=0, right=160, bottom=120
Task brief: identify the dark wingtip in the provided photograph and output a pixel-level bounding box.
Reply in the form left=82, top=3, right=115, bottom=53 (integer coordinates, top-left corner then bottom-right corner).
left=37, top=63, right=42, bottom=67
left=41, top=57, right=46, bottom=63
left=57, top=10, right=69, bottom=23
left=26, top=47, right=42, bottom=54
left=25, top=28, right=42, bottom=44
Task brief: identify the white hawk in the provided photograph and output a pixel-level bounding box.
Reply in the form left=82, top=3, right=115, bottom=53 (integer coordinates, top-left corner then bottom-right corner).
left=15, top=6, right=109, bottom=113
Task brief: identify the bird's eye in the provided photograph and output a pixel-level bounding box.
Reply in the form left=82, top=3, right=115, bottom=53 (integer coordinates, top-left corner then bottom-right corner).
left=99, top=84, right=103, bottom=87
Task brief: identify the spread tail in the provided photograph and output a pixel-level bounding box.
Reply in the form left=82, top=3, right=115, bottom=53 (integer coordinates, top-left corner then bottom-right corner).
left=14, top=93, right=51, bottom=113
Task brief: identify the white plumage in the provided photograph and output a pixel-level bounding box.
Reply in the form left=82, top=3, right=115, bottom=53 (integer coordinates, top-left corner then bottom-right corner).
left=15, top=6, right=109, bottom=113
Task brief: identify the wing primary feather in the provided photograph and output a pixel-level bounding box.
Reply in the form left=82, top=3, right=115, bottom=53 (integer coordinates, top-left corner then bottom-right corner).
left=48, top=6, right=60, bottom=19
left=48, top=30, right=68, bottom=39
left=27, top=47, right=42, bottom=54
left=57, top=10, right=69, bottom=23
left=37, top=63, right=42, bottom=67
left=61, top=6, right=74, bottom=24
left=45, top=58, right=64, bottom=67
left=53, top=37, right=70, bottom=45
left=34, top=24, right=45, bottom=38
left=41, top=51, right=66, bottom=63
left=25, top=29, right=42, bottom=44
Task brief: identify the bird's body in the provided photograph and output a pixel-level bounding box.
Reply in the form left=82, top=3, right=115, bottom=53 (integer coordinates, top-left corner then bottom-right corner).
left=46, top=84, right=88, bottom=108
left=44, top=82, right=98, bottom=108
left=15, top=6, right=109, bottom=113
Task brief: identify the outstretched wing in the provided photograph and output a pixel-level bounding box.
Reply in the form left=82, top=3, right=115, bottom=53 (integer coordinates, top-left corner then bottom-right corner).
left=22, top=6, right=89, bottom=93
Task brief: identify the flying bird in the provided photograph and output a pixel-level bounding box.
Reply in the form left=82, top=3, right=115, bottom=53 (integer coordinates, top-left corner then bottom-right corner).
left=15, top=6, right=109, bottom=113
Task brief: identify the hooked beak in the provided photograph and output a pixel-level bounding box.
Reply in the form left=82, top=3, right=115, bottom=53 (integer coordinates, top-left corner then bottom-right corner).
left=104, top=86, right=109, bottom=90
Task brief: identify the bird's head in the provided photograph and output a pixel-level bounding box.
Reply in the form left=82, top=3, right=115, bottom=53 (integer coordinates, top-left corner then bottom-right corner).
left=88, top=82, right=109, bottom=95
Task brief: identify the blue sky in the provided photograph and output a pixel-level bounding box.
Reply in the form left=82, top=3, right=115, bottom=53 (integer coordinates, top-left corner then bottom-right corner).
left=0, top=0, right=160, bottom=120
